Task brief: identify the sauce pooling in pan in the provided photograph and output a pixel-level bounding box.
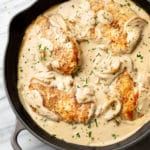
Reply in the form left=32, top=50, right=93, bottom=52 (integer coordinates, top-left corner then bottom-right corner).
left=18, top=0, right=150, bottom=146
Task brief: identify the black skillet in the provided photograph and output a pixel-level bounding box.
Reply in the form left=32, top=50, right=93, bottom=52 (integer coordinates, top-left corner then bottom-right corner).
left=4, top=0, right=150, bottom=150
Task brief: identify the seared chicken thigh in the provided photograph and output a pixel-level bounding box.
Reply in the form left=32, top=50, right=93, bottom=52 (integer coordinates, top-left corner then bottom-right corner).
left=89, top=0, right=147, bottom=55
left=29, top=79, right=95, bottom=124
left=64, top=0, right=147, bottom=55
left=35, top=15, right=79, bottom=75
left=116, top=70, right=139, bottom=120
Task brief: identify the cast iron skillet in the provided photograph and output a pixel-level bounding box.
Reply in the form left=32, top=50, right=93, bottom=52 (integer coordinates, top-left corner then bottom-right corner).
left=4, top=0, right=150, bottom=150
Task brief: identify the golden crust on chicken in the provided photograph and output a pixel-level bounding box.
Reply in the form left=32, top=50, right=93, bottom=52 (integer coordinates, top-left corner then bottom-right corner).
left=35, top=15, right=79, bottom=75
left=116, top=70, right=139, bottom=120
left=29, top=79, right=95, bottom=124
left=87, top=0, right=147, bottom=55
left=51, top=38, right=79, bottom=75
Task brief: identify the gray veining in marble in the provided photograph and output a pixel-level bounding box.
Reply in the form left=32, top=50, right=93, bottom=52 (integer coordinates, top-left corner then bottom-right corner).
left=0, top=0, right=54, bottom=149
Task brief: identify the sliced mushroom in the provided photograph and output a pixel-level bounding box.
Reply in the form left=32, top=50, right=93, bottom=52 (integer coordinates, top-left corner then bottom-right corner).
left=124, top=17, right=148, bottom=54
left=29, top=78, right=95, bottom=124
left=96, top=99, right=122, bottom=121
left=75, top=87, right=96, bottom=104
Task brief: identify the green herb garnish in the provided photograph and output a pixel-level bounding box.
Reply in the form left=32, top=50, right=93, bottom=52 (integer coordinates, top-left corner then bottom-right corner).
left=76, top=132, right=80, bottom=138
left=94, top=118, right=98, bottom=127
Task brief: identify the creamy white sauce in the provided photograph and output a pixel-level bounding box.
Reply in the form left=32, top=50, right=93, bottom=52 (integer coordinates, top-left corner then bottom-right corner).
left=18, top=0, right=150, bottom=146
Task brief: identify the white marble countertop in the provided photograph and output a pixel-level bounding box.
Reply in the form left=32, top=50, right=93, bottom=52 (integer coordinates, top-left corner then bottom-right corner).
left=0, top=0, right=53, bottom=149
left=0, top=0, right=150, bottom=150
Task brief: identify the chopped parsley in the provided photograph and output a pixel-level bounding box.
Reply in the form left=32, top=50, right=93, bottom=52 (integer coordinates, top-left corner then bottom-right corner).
left=72, top=125, right=77, bottom=130
left=88, top=131, right=92, bottom=138
left=72, top=66, right=81, bottom=77
left=89, top=70, right=93, bottom=75
left=38, top=44, right=42, bottom=50
left=137, top=53, right=143, bottom=60
left=83, top=84, right=88, bottom=87
left=88, top=123, right=91, bottom=129
left=76, top=132, right=81, bottom=138
left=87, top=131, right=94, bottom=141
left=86, top=40, right=90, bottom=44
left=19, top=67, right=23, bottom=72
left=94, top=118, right=98, bottom=127
left=92, top=58, right=96, bottom=62
left=127, top=2, right=131, bottom=7
left=111, top=102, right=116, bottom=110
left=96, top=53, right=101, bottom=57
left=44, top=46, right=49, bottom=50
left=111, top=134, right=118, bottom=140
left=83, top=78, right=88, bottom=87
left=120, top=2, right=131, bottom=8
left=91, top=48, right=96, bottom=51
left=77, top=85, right=80, bottom=88
left=120, top=4, right=124, bottom=7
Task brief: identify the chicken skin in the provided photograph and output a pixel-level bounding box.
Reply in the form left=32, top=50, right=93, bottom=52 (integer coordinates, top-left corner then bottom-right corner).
left=116, top=70, right=139, bottom=120
left=75, top=0, right=147, bottom=55
left=35, top=15, right=79, bottom=75
left=29, top=79, right=95, bottom=124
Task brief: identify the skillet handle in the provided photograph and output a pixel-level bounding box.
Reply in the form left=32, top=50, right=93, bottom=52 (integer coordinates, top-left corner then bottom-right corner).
left=11, top=119, right=25, bottom=150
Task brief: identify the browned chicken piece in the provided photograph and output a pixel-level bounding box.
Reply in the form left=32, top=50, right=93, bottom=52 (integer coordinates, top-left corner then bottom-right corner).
left=88, top=0, right=147, bottom=55
left=29, top=80, right=95, bottom=124
left=51, top=38, right=79, bottom=75
left=116, top=70, right=139, bottom=120
left=35, top=15, right=79, bottom=75
left=89, top=0, right=105, bottom=12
